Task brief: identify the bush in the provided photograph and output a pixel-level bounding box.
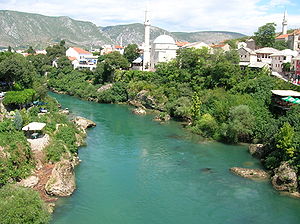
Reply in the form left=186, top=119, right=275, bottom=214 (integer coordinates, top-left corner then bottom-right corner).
left=3, top=89, right=36, bottom=108
left=0, top=185, right=50, bottom=224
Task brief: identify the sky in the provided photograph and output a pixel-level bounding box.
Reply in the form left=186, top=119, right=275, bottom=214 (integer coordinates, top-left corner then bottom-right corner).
left=0, top=0, right=300, bottom=35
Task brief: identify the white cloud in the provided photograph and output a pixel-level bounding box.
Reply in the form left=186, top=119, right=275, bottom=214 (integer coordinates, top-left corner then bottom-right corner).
left=0, top=0, right=299, bottom=35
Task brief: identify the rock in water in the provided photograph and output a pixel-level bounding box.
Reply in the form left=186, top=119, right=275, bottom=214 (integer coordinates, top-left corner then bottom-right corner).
left=74, top=116, right=96, bottom=130
left=132, top=107, right=147, bottom=115
left=153, top=114, right=171, bottom=122
left=248, top=144, right=267, bottom=159
left=230, top=167, right=269, bottom=180
left=45, top=160, right=76, bottom=197
left=272, top=162, right=298, bottom=192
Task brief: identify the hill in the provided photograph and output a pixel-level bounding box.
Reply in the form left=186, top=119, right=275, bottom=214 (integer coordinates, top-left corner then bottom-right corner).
left=0, top=10, right=111, bottom=48
left=0, top=10, right=245, bottom=48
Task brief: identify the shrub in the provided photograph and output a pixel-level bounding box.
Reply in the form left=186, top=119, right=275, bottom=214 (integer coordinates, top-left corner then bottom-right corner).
left=0, top=185, right=50, bottom=224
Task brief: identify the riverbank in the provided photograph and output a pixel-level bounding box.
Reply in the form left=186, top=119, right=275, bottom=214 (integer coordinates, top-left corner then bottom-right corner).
left=50, top=92, right=300, bottom=224
left=0, top=95, right=96, bottom=215
left=49, top=88, right=300, bottom=198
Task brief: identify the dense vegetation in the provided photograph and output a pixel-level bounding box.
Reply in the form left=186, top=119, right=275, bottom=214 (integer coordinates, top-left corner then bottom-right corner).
left=0, top=185, right=50, bottom=224
left=0, top=42, right=85, bottom=223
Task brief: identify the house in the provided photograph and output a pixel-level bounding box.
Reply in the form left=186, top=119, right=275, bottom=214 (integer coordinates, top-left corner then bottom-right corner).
left=210, top=43, right=230, bottom=52
left=291, top=56, right=300, bottom=85
left=238, top=47, right=257, bottom=64
left=255, top=47, right=279, bottom=65
left=114, top=45, right=124, bottom=54
left=66, top=47, right=98, bottom=70
left=245, top=39, right=257, bottom=50
left=182, top=42, right=211, bottom=50
left=270, top=49, right=298, bottom=73
left=176, top=41, right=189, bottom=48
left=131, top=56, right=143, bottom=71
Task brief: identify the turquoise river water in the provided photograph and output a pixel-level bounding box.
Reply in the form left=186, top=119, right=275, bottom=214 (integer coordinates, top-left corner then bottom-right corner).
left=50, top=93, right=300, bottom=224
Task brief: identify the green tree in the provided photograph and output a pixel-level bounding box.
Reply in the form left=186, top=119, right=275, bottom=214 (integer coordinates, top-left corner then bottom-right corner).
left=27, top=46, right=36, bottom=54
left=254, top=23, right=276, bottom=47
left=123, top=44, right=140, bottom=64
left=3, top=89, right=36, bottom=109
left=0, top=185, right=50, bottom=224
left=223, top=105, right=255, bottom=143
left=282, top=62, right=291, bottom=73
left=97, top=52, right=130, bottom=83
left=0, top=54, right=37, bottom=88
left=7, top=46, right=12, bottom=52
left=46, top=42, right=67, bottom=61
left=14, top=111, right=23, bottom=130
left=275, top=122, right=296, bottom=159
left=274, top=40, right=289, bottom=50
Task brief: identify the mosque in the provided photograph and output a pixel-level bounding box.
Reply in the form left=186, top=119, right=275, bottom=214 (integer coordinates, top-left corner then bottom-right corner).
left=142, top=10, right=178, bottom=71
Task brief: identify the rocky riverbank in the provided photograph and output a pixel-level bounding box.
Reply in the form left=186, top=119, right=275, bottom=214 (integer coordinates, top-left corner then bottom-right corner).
left=230, top=144, right=300, bottom=198
left=17, top=113, right=96, bottom=212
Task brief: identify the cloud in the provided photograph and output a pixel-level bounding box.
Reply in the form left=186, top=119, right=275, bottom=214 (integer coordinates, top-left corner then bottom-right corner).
left=0, top=0, right=299, bottom=35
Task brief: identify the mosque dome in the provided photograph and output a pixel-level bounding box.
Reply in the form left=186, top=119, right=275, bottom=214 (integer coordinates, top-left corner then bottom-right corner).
left=153, top=35, right=176, bottom=44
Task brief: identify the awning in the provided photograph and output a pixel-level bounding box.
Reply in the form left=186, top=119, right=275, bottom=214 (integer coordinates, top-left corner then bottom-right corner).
left=22, top=122, right=46, bottom=131
left=282, top=96, right=300, bottom=104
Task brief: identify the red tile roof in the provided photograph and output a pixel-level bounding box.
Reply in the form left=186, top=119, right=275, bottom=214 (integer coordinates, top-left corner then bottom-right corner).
left=115, top=45, right=124, bottom=49
left=68, top=57, right=77, bottom=61
left=211, top=44, right=226, bottom=48
left=72, top=47, right=91, bottom=55
left=276, top=34, right=289, bottom=39
left=176, top=41, right=189, bottom=47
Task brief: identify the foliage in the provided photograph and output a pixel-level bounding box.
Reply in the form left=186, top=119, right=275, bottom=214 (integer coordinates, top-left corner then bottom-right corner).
left=14, top=110, right=23, bottom=130
left=0, top=53, right=37, bottom=88
left=97, top=82, right=128, bottom=103
left=94, top=51, right=130, bottom=83
left=254, top=23, right=276, bottom=48
left=26, top=46, right=36, bottom=54
left=123, top=44, right=140, bottom=64
left=0, top=185, right=50, bottom=224
left=274, top=40, right=289, bottom=50
left=275, top=122, right=296, bottom=159
left=3, top=89, right=36, bottom=108
left=0, top=128, right=34, bottom=186
left=46, top=40, right=66, bottom=61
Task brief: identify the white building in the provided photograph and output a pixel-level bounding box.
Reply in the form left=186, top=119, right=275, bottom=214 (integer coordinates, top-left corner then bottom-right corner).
left=271, top=49, right=298, bottom=73
left=150, top=35, right=178, bottom=69
left=66, top=47, right=98, bottom=70
left=255, top=47, right=279, bottom=65
left=182, top=41, right=211, bottom=50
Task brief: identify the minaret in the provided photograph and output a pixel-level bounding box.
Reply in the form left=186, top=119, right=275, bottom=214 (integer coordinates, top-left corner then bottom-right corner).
left=143, top=9, right=151, bottom=71
left=282, top=9, right=288, bottom=35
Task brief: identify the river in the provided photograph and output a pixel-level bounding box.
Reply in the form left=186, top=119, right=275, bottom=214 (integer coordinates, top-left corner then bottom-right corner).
left=50, top=93, right=300, bottom=224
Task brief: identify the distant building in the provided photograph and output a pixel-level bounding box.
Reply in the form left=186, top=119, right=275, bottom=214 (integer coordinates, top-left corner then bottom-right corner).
left=291, top=56, right=300, bottom=84
left=270, top=49, right=298, bottom=73
left=114, top=45, right=124, bottom=54
left=245, top=39, right=256, bottom=50
left=150, top=35, right=178, bottom=69
left=255, top=47, right=279, bottom=65
left=182, top=41, right=211, bottom=50
left=176, top=41, right=189, bottom=48
left=66, top=47, right=98, bottom=70
left=210, top=43, right=230, bottom=52
left=238, top=47, right=257, bottom=64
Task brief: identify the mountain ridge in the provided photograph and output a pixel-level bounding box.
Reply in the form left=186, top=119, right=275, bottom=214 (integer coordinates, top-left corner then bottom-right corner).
left=0, top=10, right=245, bottom=48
